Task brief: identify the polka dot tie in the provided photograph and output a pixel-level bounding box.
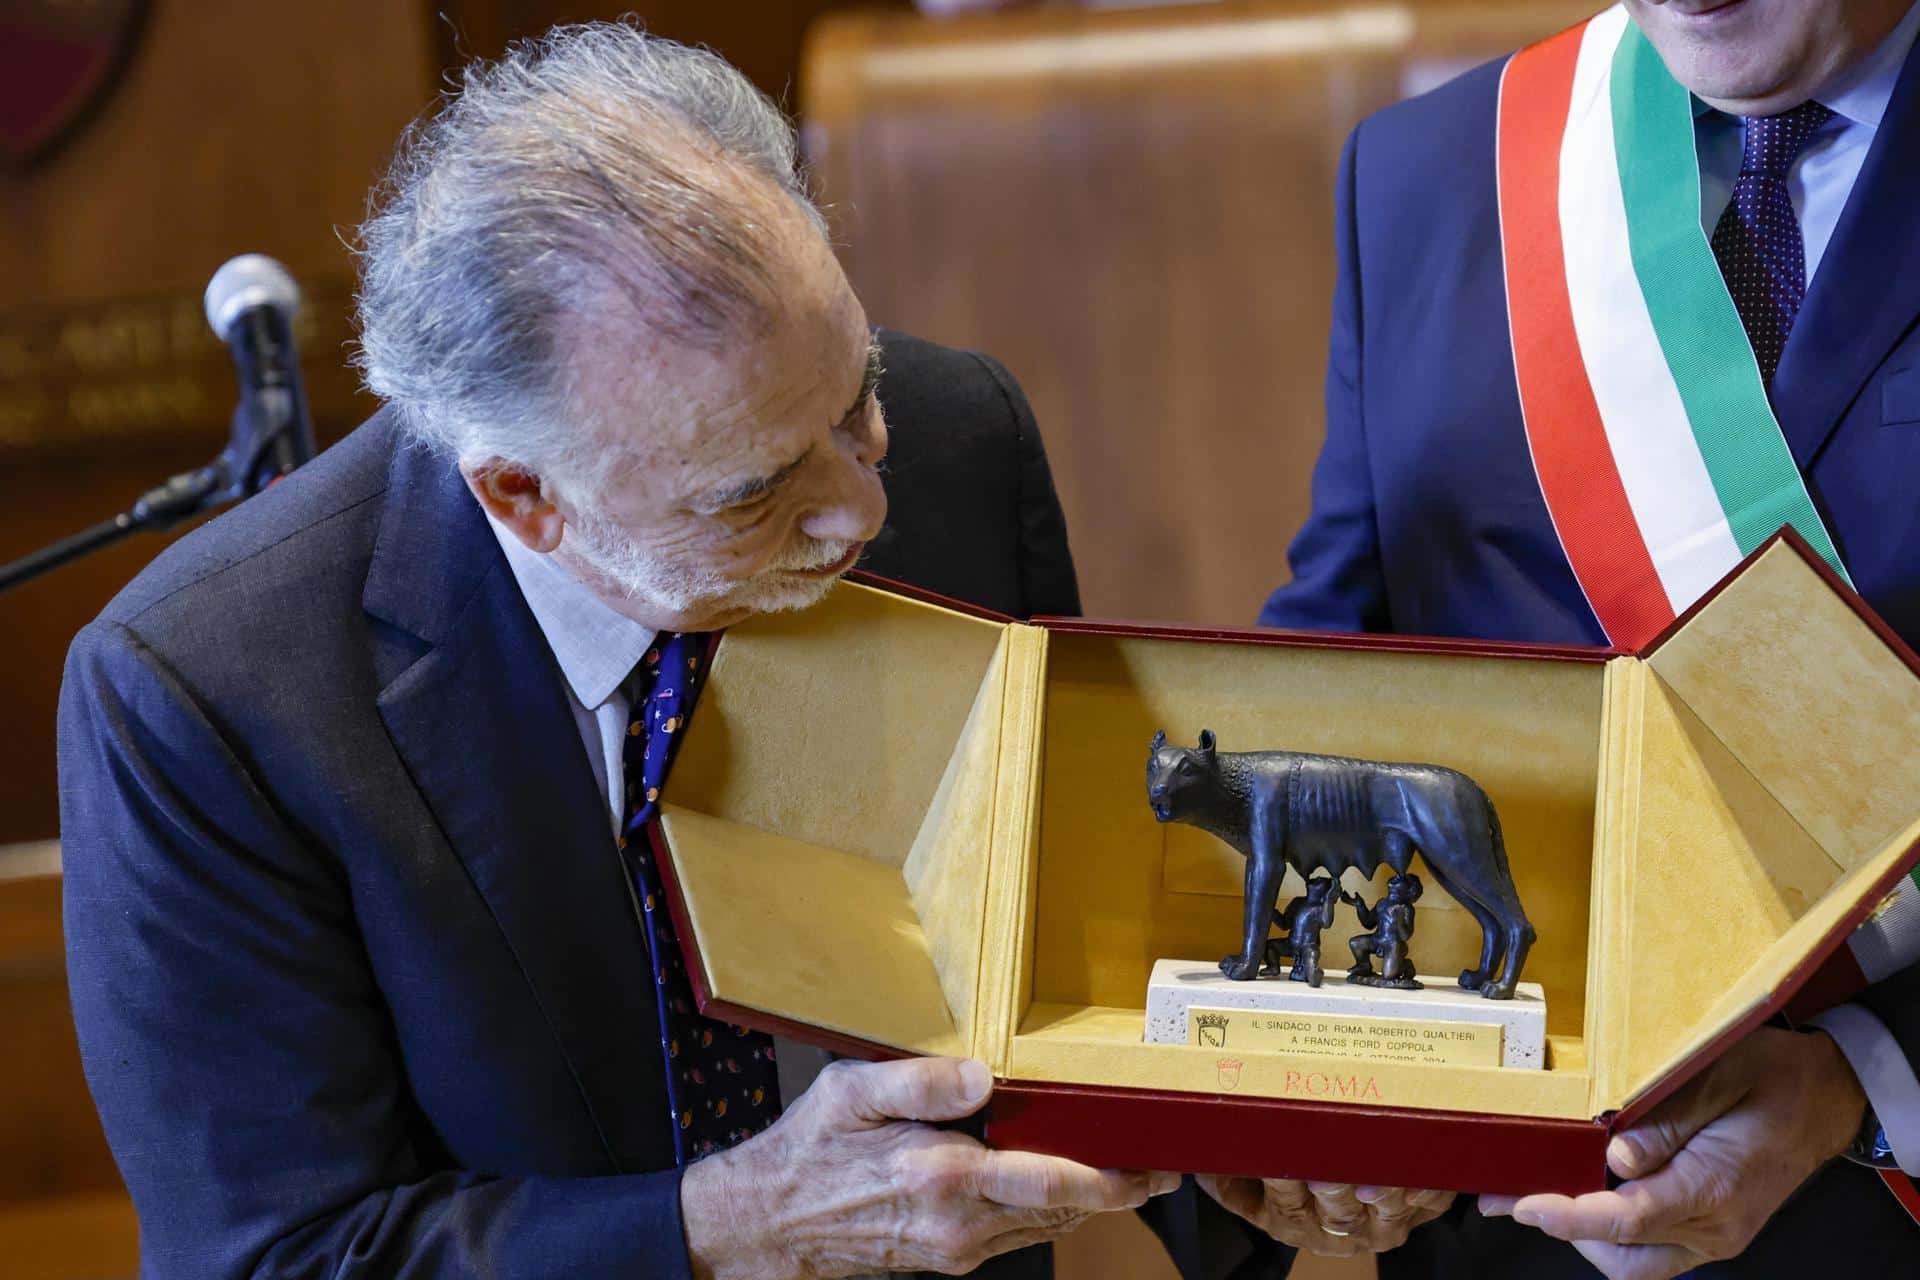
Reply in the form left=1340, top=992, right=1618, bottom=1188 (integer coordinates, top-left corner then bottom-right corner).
left=618, top=630, right=781, bottom=1164
left=1709, top=101, right=1832, bottom=389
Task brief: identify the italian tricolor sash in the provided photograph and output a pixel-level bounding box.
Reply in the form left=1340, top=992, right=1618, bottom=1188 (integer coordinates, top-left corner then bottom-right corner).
left=1495, top=4, right=1849, bottom=653
left=1500, top=10, right=1917, bottom=1200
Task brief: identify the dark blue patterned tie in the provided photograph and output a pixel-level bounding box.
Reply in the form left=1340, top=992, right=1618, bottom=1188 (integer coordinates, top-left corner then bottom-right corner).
left=618, top=631, right=781, bottom=1163
left=1709, top=101, right=1832, bottom=389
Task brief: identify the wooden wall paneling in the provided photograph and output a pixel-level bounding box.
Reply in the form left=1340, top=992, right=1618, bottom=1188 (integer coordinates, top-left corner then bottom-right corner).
left=803, top=0, right=1599, bottom=626
left=0, top=1, right=441, bottom=845
left=433, top=1, right=914, bottom=109
left=0, top=866, right=118, bottom=1204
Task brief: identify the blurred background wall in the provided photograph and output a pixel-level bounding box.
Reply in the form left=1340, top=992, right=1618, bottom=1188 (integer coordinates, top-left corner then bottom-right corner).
left=0, top=2, right=1593, bottom=1275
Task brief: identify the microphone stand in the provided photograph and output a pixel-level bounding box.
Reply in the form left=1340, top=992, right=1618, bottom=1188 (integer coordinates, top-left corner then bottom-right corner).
left=0, top=398, right=291, bottom=596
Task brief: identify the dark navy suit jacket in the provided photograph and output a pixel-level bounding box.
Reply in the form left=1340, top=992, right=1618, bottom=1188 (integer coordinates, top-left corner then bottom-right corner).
left=1261, top=42, right=1920, bottom=1277
left=59, top=331, right=1264, bottom=1279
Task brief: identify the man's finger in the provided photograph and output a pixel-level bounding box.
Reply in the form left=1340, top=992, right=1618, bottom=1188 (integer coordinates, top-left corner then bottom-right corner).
left=1306, top=1181, right=1369, bottom=1236
left=1196, top=1174, right=1270, bottom=1226
left=1510, top=1187, right=1668, bottom=1246
left=1479, top=1193, right=1519, bottom=1218
left=1299, top=1227, right=1362, bottom=1259
left=974, top=1149, right=1160, bottom=1211
left=1259, top=1178, right=1316, bottom=1217
left=1609, top=1057, right=1751, bottom=1178
left=1354, top=1184, right=1407, bottom=1213
left=1306, top=1181, right=1363, bottom=1211
left=822, top=1056, right=992, bottom=1127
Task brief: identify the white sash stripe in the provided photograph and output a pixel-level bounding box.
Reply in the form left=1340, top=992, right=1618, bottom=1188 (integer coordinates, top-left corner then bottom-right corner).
left=1557, top=5, right=1745, bottom=614
left=1851, top=874, right=1920, bottom=985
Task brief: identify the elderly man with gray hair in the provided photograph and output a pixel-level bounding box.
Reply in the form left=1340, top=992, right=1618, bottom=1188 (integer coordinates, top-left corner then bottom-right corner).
left=54, top=22, right=1237, bottom=1280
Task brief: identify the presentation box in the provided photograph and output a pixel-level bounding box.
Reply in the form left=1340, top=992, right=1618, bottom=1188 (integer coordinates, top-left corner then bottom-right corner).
left=645, top=531, right=1920, bottom=1194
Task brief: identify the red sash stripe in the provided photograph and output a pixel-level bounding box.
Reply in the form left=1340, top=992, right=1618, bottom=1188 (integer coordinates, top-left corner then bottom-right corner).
left=1497, top=25, right=1673, bottom=650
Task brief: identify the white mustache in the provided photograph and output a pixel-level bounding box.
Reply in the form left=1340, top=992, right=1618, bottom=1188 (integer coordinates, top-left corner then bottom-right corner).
left=773, top=540, right=857, bottom=573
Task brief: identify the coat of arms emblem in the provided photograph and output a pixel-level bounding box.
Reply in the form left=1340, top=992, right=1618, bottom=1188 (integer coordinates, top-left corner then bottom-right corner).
left=1195, top=1011, right=1229, bottom=1048
left=1215, top=1057, right=1243, bottom=1091
left=1, top=0, right=149, bottom=168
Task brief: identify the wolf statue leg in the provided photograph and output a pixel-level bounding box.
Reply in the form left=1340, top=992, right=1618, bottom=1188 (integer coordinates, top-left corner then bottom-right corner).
left=1478, top=807, right=1536, bottom=1000
left=1419, top=858, right=1504, bottom=992
left=1224, top=847, right=1284, bottom=980
left=1224, top=798, right=1287, bottom=981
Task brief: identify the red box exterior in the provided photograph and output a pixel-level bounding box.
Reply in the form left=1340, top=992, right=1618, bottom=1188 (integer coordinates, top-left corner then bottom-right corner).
left=983, top=1081, right=1612, bottom=1197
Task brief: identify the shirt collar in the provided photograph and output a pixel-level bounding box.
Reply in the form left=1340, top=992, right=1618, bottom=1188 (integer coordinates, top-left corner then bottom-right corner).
left=1818, top=0, right=1920, bottom=128
left=1689, top=1, right=1920, bottom=127
left=487, top=515, right=657, bottom=711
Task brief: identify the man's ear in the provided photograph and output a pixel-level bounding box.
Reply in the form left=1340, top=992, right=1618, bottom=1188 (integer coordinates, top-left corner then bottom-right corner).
left=461, top=458, right=566, bottom=554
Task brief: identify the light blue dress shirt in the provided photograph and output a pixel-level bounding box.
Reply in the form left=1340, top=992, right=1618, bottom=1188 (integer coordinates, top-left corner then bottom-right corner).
left=488, top=517, right=656, bottom=834
left=488, top=517, right=838, bottom=1104
left=1693, top=0, right=1920, bottom=1175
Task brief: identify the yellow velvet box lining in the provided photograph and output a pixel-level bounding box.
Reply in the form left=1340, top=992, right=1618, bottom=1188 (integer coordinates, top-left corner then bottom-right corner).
left=656, top=543, right=1920, bottom=1123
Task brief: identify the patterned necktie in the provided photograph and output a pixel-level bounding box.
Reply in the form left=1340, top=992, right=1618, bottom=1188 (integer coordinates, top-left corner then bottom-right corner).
left=618, top=630, right=781, bottom=1164
left=1709, top=101, right=1832, bottom=389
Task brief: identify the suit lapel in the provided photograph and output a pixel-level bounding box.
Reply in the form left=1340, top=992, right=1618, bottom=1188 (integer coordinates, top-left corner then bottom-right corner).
left=365, top=441, right=673, bottom=1172
left=1773, top=39, right=1920, bottom=469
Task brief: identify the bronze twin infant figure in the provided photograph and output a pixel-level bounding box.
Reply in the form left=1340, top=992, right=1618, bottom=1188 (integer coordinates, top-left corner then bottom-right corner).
left=1145, top=729, right=1535, bottom=1000
left=1259, top=869, right=1425, bottom=990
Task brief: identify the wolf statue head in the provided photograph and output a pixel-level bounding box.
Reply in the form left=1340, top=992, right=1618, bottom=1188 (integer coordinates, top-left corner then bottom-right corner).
left=1145, top=728, right=1219, bottom=824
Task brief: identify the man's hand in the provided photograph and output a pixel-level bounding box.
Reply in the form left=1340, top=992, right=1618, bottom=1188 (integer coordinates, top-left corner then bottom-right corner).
left=1479, top=1026, right=1865, bottom=1280
left=682, top=1056, right=1177, bottom=1279
left=1196, top=1174, right=1454, bottom=1256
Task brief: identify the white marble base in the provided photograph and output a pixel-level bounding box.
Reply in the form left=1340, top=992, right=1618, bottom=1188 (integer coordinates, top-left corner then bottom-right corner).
left=1144, top=958, right=1548, bottom=1069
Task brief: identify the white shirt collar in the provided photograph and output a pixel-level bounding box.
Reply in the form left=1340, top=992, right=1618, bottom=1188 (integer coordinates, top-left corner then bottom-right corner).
left=486, top=516, right=657, bottom=711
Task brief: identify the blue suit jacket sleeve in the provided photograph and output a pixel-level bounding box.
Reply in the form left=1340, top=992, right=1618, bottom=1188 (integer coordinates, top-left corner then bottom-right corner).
left=59, top=619, right=691, bottom=1280
left=1258, top=125, right=1391, bottom=634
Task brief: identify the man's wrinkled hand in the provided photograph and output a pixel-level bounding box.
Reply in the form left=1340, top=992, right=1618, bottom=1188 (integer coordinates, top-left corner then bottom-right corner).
left=1197, top=1174, right=1453, bottom=1256
left=1479, top=1026, right=1865, bottom=1280
left=682, top=1056, right=1178, bottom=1279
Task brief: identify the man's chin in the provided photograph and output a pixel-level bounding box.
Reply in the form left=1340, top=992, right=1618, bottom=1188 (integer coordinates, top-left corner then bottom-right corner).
left=754, top=569, right=847, bottom=614
left=690, top=568, right=846, bottom=629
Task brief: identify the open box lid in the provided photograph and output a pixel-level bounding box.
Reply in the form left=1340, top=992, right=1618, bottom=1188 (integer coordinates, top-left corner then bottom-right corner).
left=1599, top=530, right=1920, bottom=1123
left=646, top=576, right=1038, bottom=1065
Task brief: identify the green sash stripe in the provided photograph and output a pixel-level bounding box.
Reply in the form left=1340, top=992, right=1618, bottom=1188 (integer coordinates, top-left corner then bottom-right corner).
left=1608, top=25, right=1850, bottom=579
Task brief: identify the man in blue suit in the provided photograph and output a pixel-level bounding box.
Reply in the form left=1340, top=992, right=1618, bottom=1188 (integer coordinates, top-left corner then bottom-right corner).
left=1252, top=0, right=1920, bottom=1275
left=56, top=24, right=1253, bottom=1279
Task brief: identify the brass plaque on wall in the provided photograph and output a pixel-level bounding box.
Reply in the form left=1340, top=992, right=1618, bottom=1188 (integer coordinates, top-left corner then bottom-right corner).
left=0, top=280, right=366, bottom=458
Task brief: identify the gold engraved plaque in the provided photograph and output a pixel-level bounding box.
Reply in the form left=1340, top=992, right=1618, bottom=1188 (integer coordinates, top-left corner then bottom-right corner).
left=1187, top=1006, right=1503, bottom=1068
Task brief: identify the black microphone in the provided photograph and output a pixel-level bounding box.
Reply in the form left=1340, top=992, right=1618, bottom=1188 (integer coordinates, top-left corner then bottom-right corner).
left=203, top=254, right=316, bottom=493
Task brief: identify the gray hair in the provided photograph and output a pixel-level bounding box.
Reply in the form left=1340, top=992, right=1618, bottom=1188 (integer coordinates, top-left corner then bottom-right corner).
left=352, top=20, right=827, bottom=486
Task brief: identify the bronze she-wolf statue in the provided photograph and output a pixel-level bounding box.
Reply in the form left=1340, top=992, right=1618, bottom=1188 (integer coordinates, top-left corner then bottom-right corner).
left=1145, top=730, right=1535, bottom=999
